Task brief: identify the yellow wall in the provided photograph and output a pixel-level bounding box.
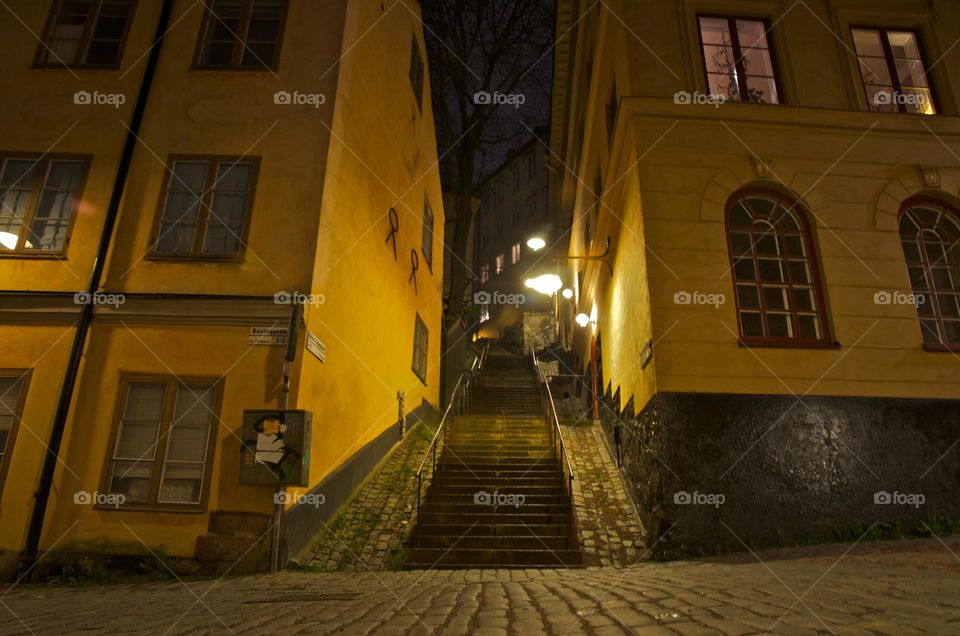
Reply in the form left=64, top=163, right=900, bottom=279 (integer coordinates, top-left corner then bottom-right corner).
left=556, top=0, right=960, bottom=418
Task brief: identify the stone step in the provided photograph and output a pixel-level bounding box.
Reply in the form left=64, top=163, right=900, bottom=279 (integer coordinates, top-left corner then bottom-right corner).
left=427, top=484, right=565, bottom=495
left=413, top=535, right=576, bottom=551
left=426, top=493, right=569, bottom=505
left=432, top=465, right=560, bottom=474
left=417, top=510, right=573, bottom=524
left=404, top=548, right=583, bottom=568
left=428, top=476, right=565, bottom=488
left=413, top=523, right=573, bottom=537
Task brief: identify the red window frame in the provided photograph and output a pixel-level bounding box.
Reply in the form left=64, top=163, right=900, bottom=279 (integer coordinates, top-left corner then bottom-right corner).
left=898, top=197, right=960, bottom=352
left=725, top=187, right=833, bottom=347
left=696, top=14, right=783, bottom=105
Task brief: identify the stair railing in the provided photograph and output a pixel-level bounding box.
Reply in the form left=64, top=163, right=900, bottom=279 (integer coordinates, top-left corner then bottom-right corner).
left=413, top=340, right=489, bottom=547
left=531, top=348, right=576, bottom=504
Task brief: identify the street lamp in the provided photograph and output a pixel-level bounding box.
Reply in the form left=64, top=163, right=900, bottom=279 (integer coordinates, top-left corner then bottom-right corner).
left=525, top=233, right=614, bottom=276
left=524, top=274, right=563, bottom=296
left=526, top=236, right=546, bottom=251
left=561, top=288, right=574, bottom=299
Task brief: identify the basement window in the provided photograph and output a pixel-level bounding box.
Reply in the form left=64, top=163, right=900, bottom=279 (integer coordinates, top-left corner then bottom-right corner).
left=103, top=376, right=222, bottom=509
left=36, top=0, right=136, bottom=68
left=0, top=373, right=30, bottom=501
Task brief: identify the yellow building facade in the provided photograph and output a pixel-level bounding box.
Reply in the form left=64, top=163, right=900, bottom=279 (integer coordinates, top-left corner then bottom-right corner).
left=0, top=0, right=444, bottom=575
left=551, top=0, right=960, bottom=555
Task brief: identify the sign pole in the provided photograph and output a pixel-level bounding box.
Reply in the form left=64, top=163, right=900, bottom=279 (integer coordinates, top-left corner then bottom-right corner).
left=271, top=302, right=302, bottom=573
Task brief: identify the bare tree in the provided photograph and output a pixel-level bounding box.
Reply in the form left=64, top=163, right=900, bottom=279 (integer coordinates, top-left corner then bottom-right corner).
left=421, top=0, right=554, bottom=327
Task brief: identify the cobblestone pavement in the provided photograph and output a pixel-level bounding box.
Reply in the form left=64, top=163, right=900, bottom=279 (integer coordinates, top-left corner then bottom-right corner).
left=564, top=422, right=647, bottom=567
left=2, top=536, right=957, bottom=635
left=300, top=424, right=436, bottom=572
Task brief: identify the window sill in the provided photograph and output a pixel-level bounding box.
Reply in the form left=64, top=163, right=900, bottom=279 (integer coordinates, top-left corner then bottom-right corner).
left=190, top=65, right=279, bottom=73
left=0, top=252, right=69, bottom=260
left=737, top=338, right=841, bottom=350
left=94, top=503, right=206, bottom=514
left=145, top=253, right=245, bottom=263
left=31, top=63, right=122, bottom=71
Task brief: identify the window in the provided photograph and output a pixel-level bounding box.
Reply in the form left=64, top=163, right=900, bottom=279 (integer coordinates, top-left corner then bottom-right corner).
left=105, top=376, right=221, bottom=508
left=195, top=0, right=286, bottom=70
left=0, top=373, right=30, bottom=499
left=698, top=15, right=780, bottom=104
left=37, top=0, right=135, bottom=68
left=511, top=242, right=521, bottom=264
left=899, top=198, right=960, bottom=349
left=151, top=156, right=258, bottom=259
left=496, top=179, right=504, bottom=204
left=421, top=196, right=434, bottom=269
left=512, top=209, right=520, bottom=225
left=726, top=188, right=830, bottom=345
left=527, top=196, right=537, bottom=218
left=496, top=218, right=504, bottom=238
left=409, top=35, right=425, bottom=113
left=606, top=78, right=618, bottom=145
left=852, top=28, right=935, bottom=115
left=412, top=314, right=428, bottom=383
left=511, top=166, right=520, bottom=193
left=495, top=253, right=505, bottom=274
left=479, top=303, right=490, bottom=323
left=0, top=155, right=89, bottom=254
left=480, top=263, right=490, bottom=283
left=527, top=153, right=536, bottom=181
left=480, top=233, right=489, bottom=249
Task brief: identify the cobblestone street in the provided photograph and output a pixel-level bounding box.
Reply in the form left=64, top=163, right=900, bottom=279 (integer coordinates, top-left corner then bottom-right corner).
left=1, top=536, right=957, bottom=635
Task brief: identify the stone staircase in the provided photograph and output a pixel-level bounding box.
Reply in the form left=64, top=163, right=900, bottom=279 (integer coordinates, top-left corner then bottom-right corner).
left=405, top=351, right=581, bottom=568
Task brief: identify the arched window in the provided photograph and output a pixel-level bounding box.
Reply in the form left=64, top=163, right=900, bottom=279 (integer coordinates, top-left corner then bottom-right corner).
left=726, top=188, right=831, bottom=345
left=899, top=198, right=960, bottom=349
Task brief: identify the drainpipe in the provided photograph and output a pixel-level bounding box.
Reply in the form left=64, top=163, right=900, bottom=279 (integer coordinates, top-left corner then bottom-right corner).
left=19, top=0, right=175, bottom=579
left=271, top=301, right=302, bottom=572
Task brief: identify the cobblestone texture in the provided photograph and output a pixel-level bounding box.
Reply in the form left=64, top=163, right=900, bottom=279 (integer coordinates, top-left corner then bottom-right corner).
left=300, top=424, right=436, bottom=572
left=564, top=421, right=647, bottom=567
left=1, top=536, right=958, bottom=634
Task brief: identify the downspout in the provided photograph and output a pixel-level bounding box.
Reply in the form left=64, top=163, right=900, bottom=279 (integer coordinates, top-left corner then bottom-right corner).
left=19, top=0, right=175, bottom=579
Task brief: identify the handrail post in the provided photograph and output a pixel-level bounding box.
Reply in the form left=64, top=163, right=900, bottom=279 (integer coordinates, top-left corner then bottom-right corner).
left=416, top=474, right=422, bottom=547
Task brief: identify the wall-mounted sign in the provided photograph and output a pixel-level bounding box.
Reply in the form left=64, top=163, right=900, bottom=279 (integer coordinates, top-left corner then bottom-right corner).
left=306, top=331, right=326, bottom=362
left=249, top=327, right=288, bottom=346
left=239, top=409, right=311, bottom=487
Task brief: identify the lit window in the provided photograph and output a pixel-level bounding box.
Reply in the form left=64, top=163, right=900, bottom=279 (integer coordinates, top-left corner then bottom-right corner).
left=511, top=242, right=521, bottom=264
left=480, top=263, right=490, bottom=283
left=412, top=314, right=429, bottom=383
left=495, top=253, right=504, bottom=274
left=421, top=196, right=434, bottom=269
left=852, top=28, right=935, bottom=114
left=726, top=188, right=830, bottom=344
left=0, top=156, right=88, bottom=254
left=698, top=15, right=780, bottom=104
left=106, top=377, right=221, bottom=507
left=196, top=0, right=287, bottom=70
left=37, top=0, right=135, bottom=68
left=152, top=157, right=257, bottom=258
left=480, top=303, right=490, bottom=323
left=899, top=198, right=960, bottom=349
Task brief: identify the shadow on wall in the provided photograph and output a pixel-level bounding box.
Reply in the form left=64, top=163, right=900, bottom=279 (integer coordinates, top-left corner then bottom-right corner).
left=599, top=392, right=960, bottom=558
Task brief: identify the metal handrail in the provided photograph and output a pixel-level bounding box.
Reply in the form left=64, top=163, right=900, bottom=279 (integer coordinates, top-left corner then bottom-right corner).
left=413, top=340, right=489, bottom=546
left=531, top=348, right=575, bottom=497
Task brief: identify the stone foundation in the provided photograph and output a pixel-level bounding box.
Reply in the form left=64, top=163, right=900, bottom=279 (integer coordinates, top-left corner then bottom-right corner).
left=600, top=392, right=960, bottom=558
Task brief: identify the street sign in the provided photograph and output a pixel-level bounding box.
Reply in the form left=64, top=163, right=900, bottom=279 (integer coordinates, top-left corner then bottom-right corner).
left=239, top=410, right=311, bottom=486
left=306, top=331, right=326, bottom=362
left=249, top=327, right=288, bottom=346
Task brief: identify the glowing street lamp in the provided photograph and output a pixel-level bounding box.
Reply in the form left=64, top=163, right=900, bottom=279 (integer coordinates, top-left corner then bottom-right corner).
left=561, top=288, right=574, bottom=299
left=575, top=313, right=591, bottom=327
left=526, top=236, right=546, bottom=251
left=524, top=274, right=563, bottom=296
